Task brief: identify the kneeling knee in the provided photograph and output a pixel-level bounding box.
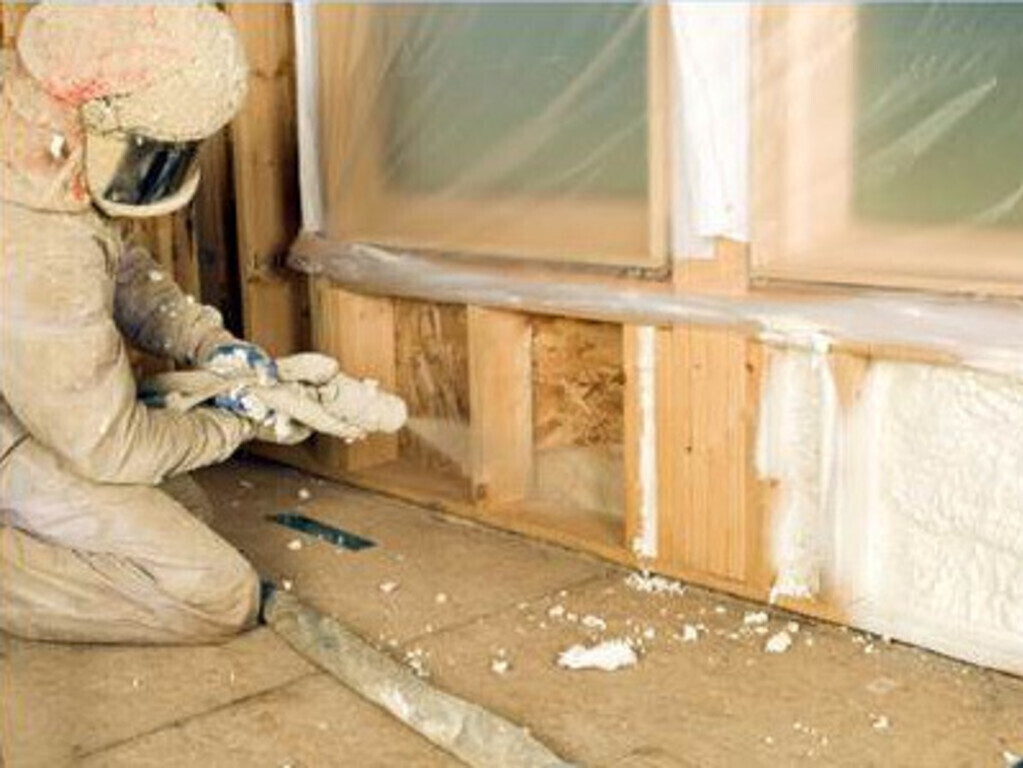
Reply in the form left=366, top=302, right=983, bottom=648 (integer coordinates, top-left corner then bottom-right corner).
left=212, top=557, right=261, bottom=633
left=183, top=555, right=261, bottom=639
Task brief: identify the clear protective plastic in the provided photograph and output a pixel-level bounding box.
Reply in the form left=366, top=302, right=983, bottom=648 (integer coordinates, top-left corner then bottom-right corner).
left=311, top=4, right=668, bottom=268
left=297, top=3, right=1023, bottom=294
left=753, top=3, right=1023, bottom=293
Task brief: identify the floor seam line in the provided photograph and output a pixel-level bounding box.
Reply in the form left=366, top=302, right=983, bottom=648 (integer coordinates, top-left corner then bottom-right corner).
left=74, top=669, right=323, bottom=760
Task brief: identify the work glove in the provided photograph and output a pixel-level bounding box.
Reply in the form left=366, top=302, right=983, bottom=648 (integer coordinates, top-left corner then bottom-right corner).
left=143, top=341, right=308, bottom=444
left=250, top=412, right=314, bottom=446
left=256, top=353, right=408, bottom=442
left=199, top=340, right=287, bottom=425
left=201, top=341, right=278, bottom=386
left=139, top=352, right=407, bottom=445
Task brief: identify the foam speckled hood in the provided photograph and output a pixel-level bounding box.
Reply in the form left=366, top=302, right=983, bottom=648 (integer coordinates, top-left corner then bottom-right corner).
left=18, top=3, right=248, bottom=143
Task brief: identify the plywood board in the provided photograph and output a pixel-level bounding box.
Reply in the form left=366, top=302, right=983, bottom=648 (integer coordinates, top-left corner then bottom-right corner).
left=194, top=131, right=243, bottom=335
left=532, top=318, right=625, bottom=450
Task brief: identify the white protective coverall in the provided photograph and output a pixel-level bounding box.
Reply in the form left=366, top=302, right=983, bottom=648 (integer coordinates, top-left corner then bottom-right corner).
left=0, top=5, right=267, bottom=643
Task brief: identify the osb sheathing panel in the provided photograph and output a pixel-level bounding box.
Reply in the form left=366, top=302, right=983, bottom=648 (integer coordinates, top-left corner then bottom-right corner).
left=394, top=300, right=470, bottom=477
left=532, top=318, right=625, bottom=449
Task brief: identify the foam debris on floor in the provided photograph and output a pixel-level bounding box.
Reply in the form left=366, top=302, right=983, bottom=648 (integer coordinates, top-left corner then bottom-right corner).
left=7, top=457, right=1023, bottom=767
left=557, top=639, right=639, bottom=672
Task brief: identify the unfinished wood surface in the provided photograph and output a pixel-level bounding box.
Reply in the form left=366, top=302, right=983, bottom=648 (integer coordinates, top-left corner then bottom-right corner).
left=194, top=131, right=243, bottom=334
left=394, top=300, right=470, bottom=477
left=658, top=325, right=768, bottom=590
left=244, top=281, right=308, bottom=360
left=310, top=282, right=398, bottom=472
left=467, top=308, right=533, bottom=506
left=675, top=238, right=751, bottom=295
left=532, top=318, right=625, bottom=449
left=0, top=2, right=31, bottom=48
left=171, top=211, right=202, bottom=300
left=226, top=3, right=306, bottom=354
left=647, top=325, right=679, bottom=568
left=529, top=318, right=626, bottom=520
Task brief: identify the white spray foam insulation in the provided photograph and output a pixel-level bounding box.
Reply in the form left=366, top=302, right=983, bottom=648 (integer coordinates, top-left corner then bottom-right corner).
left=759, top=350, right=1023, bottom=675
left=858, top=361, right=1023, bottom=672
left=631, top=327, right=659, bottom=560
left=756, top=348, right=826, bottom=601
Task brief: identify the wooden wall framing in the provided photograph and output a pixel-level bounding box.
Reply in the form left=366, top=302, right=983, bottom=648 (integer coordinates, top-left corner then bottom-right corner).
left=10, top=4, right=1019, bottom=658
left=219, top=4, right=910, bottom=627
left=219, top=3, right=806, bottom=613
left=225, top=4, right=309, bottom=357
left=2, top=3, right=888, bottom=624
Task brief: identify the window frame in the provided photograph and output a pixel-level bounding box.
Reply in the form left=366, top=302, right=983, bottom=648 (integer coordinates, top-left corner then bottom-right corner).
left=316, top=5, right=672, bottom=270
left=752, top=4, right=1023, bottom=297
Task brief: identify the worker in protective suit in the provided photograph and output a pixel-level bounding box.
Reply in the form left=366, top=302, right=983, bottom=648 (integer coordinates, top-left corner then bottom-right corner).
left=0, top=4, right=396, bottom=644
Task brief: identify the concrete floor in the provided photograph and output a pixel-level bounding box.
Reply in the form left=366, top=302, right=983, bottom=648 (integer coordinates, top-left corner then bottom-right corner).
left=3, top=456, right=1023, bottom=767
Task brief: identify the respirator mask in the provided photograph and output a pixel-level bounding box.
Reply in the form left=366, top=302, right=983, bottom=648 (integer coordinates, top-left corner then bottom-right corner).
left=85, top=131, right=201, bottom=218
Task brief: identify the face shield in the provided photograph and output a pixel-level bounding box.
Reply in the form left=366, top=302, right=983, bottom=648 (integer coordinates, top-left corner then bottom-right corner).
left=85, top=131, right=202, bottom=218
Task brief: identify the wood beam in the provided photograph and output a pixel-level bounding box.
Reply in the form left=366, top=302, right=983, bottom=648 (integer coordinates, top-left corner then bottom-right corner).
left=467, top=307, right=533, bottom=507
left=310, top=282, right=399, bottom=473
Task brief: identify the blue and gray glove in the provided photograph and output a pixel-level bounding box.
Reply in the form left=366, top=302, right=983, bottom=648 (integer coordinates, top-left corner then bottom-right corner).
left=201, top=341, right=278, bottom=385
left=200, top=341, right=279, bottom=417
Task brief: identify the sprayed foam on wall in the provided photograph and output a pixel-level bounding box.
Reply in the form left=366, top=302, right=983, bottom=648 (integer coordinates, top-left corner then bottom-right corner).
left=756, top=348, right=825, bottom=602
left=758, top=351, right=1023, bottom=675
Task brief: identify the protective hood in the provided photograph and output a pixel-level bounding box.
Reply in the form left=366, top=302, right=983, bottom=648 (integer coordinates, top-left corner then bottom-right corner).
left=10, top=3, right=248, bottom=216
left=0, top=51, right=90, bottom=212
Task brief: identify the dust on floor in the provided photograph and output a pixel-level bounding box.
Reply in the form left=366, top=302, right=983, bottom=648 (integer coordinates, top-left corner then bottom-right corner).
left=3, top=456, right=1022, bottom=767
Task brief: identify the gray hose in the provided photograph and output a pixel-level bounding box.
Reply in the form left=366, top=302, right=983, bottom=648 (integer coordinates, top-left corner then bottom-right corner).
left=265, top=592, right=572, bottom=768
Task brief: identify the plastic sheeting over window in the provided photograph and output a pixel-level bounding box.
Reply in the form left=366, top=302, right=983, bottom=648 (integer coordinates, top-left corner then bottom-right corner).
left=754, top=3, right=1023, bottom=294
left=855, top=5, right=1023, bottom=228
left=296, top=3, right=750, bottom=266
left=670, top=3, right=750, bottom=258
left=309, top=4, right=671, bottom=268
left=295, top=3, right=1023, bottom=294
